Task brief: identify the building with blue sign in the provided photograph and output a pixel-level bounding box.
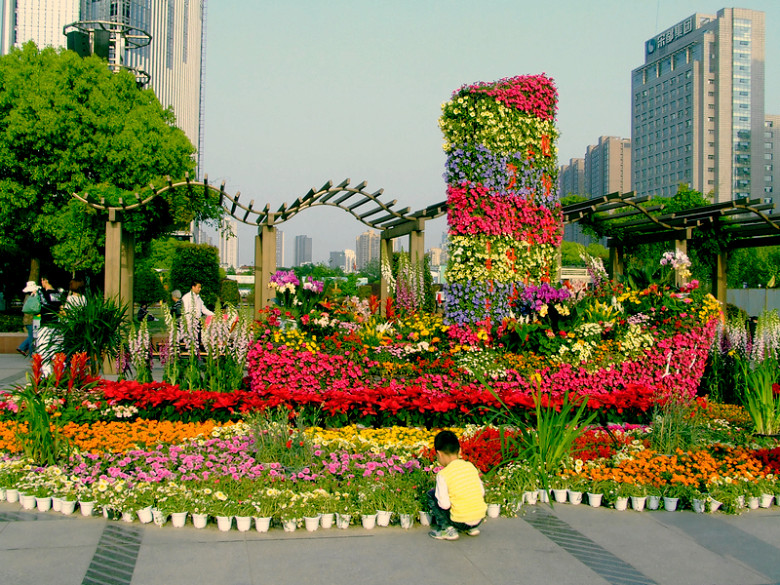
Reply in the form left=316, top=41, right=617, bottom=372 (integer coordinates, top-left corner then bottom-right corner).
left=631, top=8, right=768, bottom=204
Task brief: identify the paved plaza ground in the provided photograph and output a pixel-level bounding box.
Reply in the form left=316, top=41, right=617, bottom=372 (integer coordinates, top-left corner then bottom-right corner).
left=1, top=353, right=779, bottom=585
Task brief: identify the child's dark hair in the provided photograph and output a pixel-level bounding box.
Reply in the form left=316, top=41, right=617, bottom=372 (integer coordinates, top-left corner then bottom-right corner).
left=434, top=430, right=460, bottom=455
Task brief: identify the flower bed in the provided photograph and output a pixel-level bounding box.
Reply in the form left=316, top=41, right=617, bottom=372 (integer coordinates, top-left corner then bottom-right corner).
left=0, top=419, right=777, bottom=526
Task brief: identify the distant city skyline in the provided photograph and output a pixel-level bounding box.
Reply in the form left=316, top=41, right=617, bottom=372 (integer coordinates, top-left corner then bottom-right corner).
left=196, top=2, right=778, bottom=266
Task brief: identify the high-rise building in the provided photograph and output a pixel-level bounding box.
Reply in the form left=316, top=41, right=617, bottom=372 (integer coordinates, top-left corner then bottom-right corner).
left=329, top=251, right=346, bottom=271
left=355, top=230, right=380, bottom=270
left=428, top=247, right=444, bottom=267
left=218, top=218, right=238, bottom=270
left=766, top=115, right=779, bottom=202
left=294, top=235, right=312, bottom=266
left=585, top=136, right=632, bottom=197
left=561, top=138, right=629, bottom=246
left=0, top=0, right=79, bottom=53
left=79, top=0, right=206, bottom=170
left=276, top=229, right=285, bottom=267
left=344, top=249, right=356, bottom=273
left=559, top=158, right=585, bottom=197
left=631, top=8, right=766, bottom=202
left=1, top=0, right=206, bottom=171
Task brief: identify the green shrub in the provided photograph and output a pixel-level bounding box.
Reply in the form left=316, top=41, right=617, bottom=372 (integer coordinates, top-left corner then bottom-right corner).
left=0, top=314, right=23, bottom=332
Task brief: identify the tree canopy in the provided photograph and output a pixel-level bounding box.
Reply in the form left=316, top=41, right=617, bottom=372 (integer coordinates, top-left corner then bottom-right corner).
left=0, top=43, right=221, bottom=277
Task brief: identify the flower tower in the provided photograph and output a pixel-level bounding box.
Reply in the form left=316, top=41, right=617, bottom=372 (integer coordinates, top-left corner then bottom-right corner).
left=439, top=74, right=562, bottom=338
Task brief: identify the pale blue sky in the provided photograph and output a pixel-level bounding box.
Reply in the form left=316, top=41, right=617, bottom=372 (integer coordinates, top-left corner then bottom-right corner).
left=201, top=1, right=779, bottom=266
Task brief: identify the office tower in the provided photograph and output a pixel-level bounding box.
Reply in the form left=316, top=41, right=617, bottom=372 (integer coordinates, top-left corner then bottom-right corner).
left=428, top=247, right=444, bottom=267
left=329, top=251, right=346, bottom=271
left=355, top=230, right=380, bottom=270
left=585, top=137, right=632, bottom=197
left=276, top=229, right=285, bottom=267
left=766, top=115, right=779, bottom=202
left=559, top=158, right=585, bottom=197
left=1, top=0, right=206, bottom=172
left=631, top=8, right=766, bottom=202
left=218, top=218, right=238, bottom=270
left=0, top=0, right=79, bottom=53
left=294, top=235, right=312, bottom=266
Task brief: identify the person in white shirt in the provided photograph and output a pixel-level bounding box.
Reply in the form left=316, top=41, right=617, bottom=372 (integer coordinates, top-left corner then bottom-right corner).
left=181, top=281, right=214, bottom=332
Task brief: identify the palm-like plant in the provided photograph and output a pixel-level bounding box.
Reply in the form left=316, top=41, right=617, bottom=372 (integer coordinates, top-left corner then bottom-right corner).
left=45, top=292, right=128, bottom=375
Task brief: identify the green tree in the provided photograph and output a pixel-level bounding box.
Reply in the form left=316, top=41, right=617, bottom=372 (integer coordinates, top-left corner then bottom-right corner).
left=0, top=43, right=221, bottom=279
left=133, top=264, right=167, bottom=305
left=360, top=259, right=381, bottom=283
left=169, top=243, right=221, bottom=309
left=727, top=247, right=780, bottom=288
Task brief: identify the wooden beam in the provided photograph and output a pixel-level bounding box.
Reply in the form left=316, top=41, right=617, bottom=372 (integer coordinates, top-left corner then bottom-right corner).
left=373, top=207, right=410, bottom=225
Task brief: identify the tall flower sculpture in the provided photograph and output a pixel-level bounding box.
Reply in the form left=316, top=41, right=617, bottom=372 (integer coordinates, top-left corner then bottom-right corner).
left=439, top=74, right=562, bottom=335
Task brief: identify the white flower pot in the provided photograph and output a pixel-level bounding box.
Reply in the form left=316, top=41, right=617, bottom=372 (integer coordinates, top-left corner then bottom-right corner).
left=36, top=497, right=52, bottom=512
left=320, top=513, right=335, bottom=529
left=79, top=500, right=96, bottom=517
left=538, top=489, right=549, bottom=503
left=51, top=497, right=62, bottom=512
left=631, top=496, right=647, bottom=512
left=418, top=511, right=431, bottom=526
left=748, top=496, right=759, bottom=510
left=587, top=493, right=603, bottom=508
left=759, top=494, right=773, bottom=508
left=304, top=516, right=320, bottom=532
left=122, top=511, right=135, bottom=523
left=136, top=506, right=153, bottom=524
left=236, top=515, right=253, bottom=532
left=20, top=494, right=36, bottom=510
left=216, top=515, right=233, bottom=532
left=0, top=488, right=6, bottom=501
left=192, top=513, right=208, bottom=529
left=552, top=489, right=568, bottom=503
left=692, top=499, right=706, bottom=514
left=60, top=500, right=77, bottom=515
left=709, top=499, right=722, bottom=513
left=376, top=510, right=392, bottom=527
left=361, top=514, right=377, bottom=530
left=282, top=519, right=297, bottom=532
left=255, top=516, right=272, bottom=533
left=524, top=491, right=538, bottom=505
left=336, top=513, right=351, bottom=529
left=399, top=513, right=414, bottom=529
left=486, top=503, right=501, bottom=518
left=662, top=497, right=679, bottom=511
left=647, top=495, right=661, bottom=510
left=171, top=512, right=188, bottom=528
left=567, top=490, right=583, bottom=505
left=6, top=489, right=19, bottom=503
left=614, top=497, right=629, bottom=511
left=152, top=508, right=167, bottom=527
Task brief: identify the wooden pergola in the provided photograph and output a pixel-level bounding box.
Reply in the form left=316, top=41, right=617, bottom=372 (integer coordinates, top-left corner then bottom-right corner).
left=75, top=175, right=448, bottom=313
left=562, top=191, right=780, bottom=306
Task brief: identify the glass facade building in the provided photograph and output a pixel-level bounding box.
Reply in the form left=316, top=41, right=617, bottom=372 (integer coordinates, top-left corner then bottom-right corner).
left=631, top=8, right=766, bottom=203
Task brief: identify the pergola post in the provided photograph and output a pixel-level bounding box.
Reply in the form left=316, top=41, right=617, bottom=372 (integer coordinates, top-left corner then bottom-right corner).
left=379, top=236, right=394, bottom=316
left=715, top=248, right=728, bottom=308
left=104, top=209, right=134, bottom=311
left=675, top=237, right=689, bottom=289
left=255, top=225, right=277, bottom=312
left=609, top=243, right=624, bottom=280
left=409, top=223, right=425, bottom=264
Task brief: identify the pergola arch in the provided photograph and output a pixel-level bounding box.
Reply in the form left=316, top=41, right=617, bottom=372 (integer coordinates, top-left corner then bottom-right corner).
left=74, top=174, right=447, bottom=312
